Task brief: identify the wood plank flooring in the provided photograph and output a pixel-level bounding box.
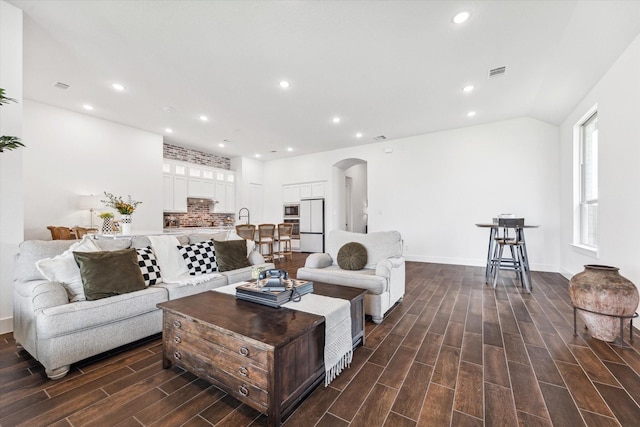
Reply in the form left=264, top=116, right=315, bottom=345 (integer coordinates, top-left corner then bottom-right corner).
left=2, top=254, right=640, bottom=426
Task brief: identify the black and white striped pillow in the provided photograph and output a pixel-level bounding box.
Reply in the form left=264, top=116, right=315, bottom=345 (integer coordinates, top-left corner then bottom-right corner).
left=136, top=246, right=162, bottom=286
left=177, top=241, right=217, bottom=275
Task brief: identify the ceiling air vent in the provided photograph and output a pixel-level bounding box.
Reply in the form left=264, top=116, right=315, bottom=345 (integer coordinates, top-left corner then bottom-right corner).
left=373, top=135, right=387, bottom=141
left=53, top=81, right=70, bottom=90
left=488, top=66, right=506, bottom=78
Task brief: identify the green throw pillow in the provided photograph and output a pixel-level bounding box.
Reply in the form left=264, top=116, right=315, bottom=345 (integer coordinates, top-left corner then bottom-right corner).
left=337, top=242, right=368, bottom=270
left=213, top=239, right=251, bottom=272
left=73, top=248, right=146, bottom=301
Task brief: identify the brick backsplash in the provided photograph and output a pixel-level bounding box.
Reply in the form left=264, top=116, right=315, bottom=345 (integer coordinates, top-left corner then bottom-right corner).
left=163, top=201, right=235, bottom=228
left=163, top=143, right=231, bottom=170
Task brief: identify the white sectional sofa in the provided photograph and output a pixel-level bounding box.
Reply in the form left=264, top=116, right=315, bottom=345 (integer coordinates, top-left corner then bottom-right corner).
left=13, top=233, right=274, bottom=379
left=297, top=230, right=405, bottom=323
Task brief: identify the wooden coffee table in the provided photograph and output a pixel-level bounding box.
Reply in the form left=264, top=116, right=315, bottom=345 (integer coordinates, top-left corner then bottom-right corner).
left=157, top=282, right=366, bottom=426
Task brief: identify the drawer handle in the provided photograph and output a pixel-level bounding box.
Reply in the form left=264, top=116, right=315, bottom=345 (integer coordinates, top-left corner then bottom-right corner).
left=173, top=320, right=181, bottom=328
left=174, top=351, right=181, bottom=360
left=173, top=336, right=181, bottom=344
left=239, top=346, right=250, bottom=357
left=239, top=385, right=249, bottom=397
left=238, top=366, right=248, bottom=377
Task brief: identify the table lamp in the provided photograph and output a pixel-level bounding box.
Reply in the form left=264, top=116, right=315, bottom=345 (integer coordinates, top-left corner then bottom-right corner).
left=78, top=195, right=101, bottom=229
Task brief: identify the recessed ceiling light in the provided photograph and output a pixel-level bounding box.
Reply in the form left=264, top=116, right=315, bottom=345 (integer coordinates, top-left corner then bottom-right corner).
left=332, top=117, right=341, bottom=124
left=287, top=147, right=293, bottom=152
left=467, top=111, right=476, bottom=117
left=218, top=143, right=225, bottom=148
left=199, top=115, right=209, bottom=122
left=453, top=11, right=470, bottom=24
left=279, top=80, right=291, bottom=89
left=355, top=133, right=363, bottom=138
left=82, top=104, right=94, bottom=111
left=111, top=83, right=125, bottom=91
left=463, top=85, right=475, bottom=93
left=255, top=154, right=261, bottom=158
left=165, top=128, right=173, bottom=134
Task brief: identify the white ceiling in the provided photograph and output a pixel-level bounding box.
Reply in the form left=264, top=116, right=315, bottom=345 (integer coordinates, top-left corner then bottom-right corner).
left=8, top=0, right=640, bottom=161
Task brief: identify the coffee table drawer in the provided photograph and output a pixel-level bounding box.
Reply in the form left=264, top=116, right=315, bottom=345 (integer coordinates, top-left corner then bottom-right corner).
left=166, top=312, right=270, bottom=366
left=169, top=342, right=269, bottom=410
left=166, top=331, right=269, bottom=390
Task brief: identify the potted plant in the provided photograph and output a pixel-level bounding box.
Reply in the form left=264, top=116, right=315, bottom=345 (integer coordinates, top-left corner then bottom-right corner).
left=98, top=212, right=115, bottom=235
left=101, top=192, right=142, bottom=235
left=0, top=88, right=25, bottom=153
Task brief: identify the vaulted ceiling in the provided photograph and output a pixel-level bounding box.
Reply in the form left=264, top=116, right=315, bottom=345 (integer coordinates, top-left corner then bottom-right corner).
left=9, top=0, right=640, bottom=160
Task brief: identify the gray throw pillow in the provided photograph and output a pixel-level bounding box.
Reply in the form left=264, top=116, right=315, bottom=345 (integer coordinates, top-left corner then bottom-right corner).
left=213, top=239, right=251, bottom=272
left=73, top=248, right=146, bottom=300
left=337, top=242, right=368, bottom=270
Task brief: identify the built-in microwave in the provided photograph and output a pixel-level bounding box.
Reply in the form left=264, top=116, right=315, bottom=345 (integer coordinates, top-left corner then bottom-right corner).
left=284, top=204, right=299, bottom=218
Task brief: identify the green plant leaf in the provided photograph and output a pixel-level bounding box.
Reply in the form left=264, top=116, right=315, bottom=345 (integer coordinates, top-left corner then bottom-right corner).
left=0, top=136, right=25, bottom=153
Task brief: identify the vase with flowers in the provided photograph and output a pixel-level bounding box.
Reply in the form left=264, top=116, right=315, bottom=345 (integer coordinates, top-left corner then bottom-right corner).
left=101, top=192, right=142, bottom=235
left=98, top=212, right=114, bottom=234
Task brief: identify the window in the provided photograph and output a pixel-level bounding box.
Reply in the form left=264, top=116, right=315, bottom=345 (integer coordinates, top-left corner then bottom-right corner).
left=576, top=109, right=598, bottom=249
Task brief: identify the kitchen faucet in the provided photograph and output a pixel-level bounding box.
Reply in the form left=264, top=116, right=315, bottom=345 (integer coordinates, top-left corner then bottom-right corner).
left=238, top=207, right=250, bottom=224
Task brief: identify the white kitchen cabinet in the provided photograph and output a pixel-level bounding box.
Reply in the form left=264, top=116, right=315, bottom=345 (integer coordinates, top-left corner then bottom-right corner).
left=299, top=181, right=325, bottom=199
left=188, top=165, right=215, bottom=198
left=299, top=183, right=312, bottom=199
left=311, top=182, right=325, bottom=198
left=163, top=174, right=188, bottom=212
left=211, top=170, right=235, bottom=213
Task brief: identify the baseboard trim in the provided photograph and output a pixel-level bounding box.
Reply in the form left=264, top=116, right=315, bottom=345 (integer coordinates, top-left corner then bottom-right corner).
left=0, top=316, right=13, bottom=335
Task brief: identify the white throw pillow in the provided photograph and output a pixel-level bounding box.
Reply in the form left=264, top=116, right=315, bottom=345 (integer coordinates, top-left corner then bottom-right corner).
left=36, top=236, right=101, bottom=302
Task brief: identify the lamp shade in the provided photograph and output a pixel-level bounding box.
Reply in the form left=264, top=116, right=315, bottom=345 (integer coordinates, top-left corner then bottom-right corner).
left=78, top=195, right=101, bottom=210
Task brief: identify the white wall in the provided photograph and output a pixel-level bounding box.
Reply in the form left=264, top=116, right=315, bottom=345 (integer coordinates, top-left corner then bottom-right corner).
left=0, top=0, right=23, bottom=334
left=264, top=117, right=561, bottom=271
left=23, top=101, right=164, bottom=240
left=559, top=34, right=640, bottom=289
left=345, top=163, right=367, bottom=233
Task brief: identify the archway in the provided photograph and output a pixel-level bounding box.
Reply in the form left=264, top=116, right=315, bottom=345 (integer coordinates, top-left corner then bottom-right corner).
left=332, top=158, right=368, bottom=233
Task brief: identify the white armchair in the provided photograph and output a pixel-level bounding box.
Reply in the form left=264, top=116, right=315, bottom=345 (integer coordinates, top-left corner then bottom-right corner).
left=297, top=230, right=405, bottom=323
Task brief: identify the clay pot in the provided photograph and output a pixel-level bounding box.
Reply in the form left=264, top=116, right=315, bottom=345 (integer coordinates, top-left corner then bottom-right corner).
left=569, top=265, right=639, bottom=342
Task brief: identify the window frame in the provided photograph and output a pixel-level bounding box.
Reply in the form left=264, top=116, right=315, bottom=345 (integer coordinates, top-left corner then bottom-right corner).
left=572, top=104, right=599, bottom=257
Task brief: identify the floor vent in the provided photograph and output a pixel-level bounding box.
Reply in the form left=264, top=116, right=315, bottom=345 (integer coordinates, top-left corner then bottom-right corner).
left=373, top=135, right=387, bottom=141
left=53, top=81, right=70, bottom=90
left=488, top=66, right=506, bottom=78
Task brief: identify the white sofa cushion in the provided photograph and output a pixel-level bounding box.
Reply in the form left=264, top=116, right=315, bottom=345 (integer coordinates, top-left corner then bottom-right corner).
left=327, top=230, right=402, bottom=269
left=37, top=286, right=168, bottom=338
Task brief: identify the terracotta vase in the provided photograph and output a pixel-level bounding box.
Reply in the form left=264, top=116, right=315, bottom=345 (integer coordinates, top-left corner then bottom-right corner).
left=568, top=265, right=639, bottom=342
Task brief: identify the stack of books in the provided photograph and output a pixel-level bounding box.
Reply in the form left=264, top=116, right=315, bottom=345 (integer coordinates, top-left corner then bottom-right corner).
left=236, top=279, right=314, bottom=308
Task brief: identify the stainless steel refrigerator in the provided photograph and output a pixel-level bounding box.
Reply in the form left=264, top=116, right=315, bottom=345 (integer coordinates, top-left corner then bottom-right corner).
left=299, top=198, right=325, bottom=252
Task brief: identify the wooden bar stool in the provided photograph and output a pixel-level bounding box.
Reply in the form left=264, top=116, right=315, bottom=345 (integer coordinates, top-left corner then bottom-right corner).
left=47, top=226, right=73, bottom=240
left=257, top=224, right=275, bottom=262
left=236, top=224, right=256, bottom=240
left=277, top=223, right=293, bottom=262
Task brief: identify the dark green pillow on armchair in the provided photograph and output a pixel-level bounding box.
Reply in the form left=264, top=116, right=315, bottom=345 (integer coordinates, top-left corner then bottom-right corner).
left=337, top=242, right=368, bottom=270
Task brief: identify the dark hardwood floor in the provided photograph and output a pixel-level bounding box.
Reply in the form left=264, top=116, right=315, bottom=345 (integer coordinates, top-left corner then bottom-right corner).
left=2, top=254, right=640, bottom=426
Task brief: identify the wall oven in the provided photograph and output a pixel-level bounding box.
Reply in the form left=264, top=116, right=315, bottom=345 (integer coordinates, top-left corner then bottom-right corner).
left=284, top=219, right=300, bottom=238
left=284, top=204, right=300, bottom=218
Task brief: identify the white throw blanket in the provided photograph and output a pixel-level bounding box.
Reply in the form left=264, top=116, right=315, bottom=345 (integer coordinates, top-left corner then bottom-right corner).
left=214, top=283, right=353, bottom=386
left=148, top=235, right=221, bottom=285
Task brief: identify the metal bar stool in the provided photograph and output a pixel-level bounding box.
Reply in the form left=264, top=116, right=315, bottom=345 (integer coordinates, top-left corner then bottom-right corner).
left=490, top=218, right=531, bottom=293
